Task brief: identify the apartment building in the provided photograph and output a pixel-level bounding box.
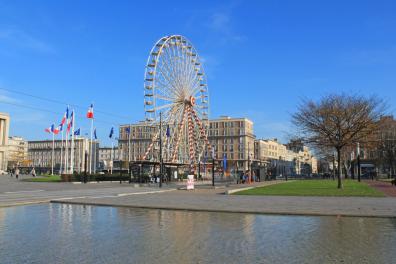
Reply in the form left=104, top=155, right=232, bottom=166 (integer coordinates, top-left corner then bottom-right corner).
left=208, top=116, right=255, bottom=170
left=119, top=121, right=156, bottom=162
left=255, top=138, right=318, bottom=176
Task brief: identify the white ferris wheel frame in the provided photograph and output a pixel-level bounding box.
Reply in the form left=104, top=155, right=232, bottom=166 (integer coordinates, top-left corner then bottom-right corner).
left=143, top=35, right=211, bottom=164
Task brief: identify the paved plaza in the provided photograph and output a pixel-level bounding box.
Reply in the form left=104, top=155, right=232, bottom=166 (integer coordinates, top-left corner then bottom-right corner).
left=52, top=181, right=396, bottom=218
left=0, top=174, right=175, bottom=207
left=2, top=174, right=396, bottom=217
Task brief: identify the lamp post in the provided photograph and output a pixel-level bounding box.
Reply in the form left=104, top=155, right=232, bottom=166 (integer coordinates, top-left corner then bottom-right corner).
left=159, top=112, right=163, bottom=188
left=211, top=146, right=215, bottom=187
left=198, top=154, right=201, bottom=181
left=357, top=142, right=361, bottom=182
left=83, top=150, right=88, bottom=184
left=333, top=151, right=336, bottom=180
left=248, top=142, right=251, bottom=183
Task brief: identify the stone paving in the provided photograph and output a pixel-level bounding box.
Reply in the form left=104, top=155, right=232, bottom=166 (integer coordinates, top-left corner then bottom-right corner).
left=0, top=174, right=174, bottom=207
left=52, top=182, right=396, bottom=218
left=3, top=174, right=396, bottom=217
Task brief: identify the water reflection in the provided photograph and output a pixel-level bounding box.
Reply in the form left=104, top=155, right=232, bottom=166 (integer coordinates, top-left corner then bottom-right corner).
left=0, top=204, right=395, bottom=263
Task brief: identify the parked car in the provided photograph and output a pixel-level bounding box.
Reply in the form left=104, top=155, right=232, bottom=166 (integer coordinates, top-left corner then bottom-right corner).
left=0, top=170, right=6, bottom=175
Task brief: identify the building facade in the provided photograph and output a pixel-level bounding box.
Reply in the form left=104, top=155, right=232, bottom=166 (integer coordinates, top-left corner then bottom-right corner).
left=118, top=116, right=318, bottom=177
left=255, top=138, right=318, bottom=177
left=98, top=147, right=119, bottom=171
left=0, top=113, right=10, bottom=171
left=119, top=121, right=156, bottom=163
left=208, top=116, right=256, bottom=171
left=119, top=116, right=256, bottom=171
left=7, top=136, right=28, bottom=168
left=28, top=138, right=98, bottom=173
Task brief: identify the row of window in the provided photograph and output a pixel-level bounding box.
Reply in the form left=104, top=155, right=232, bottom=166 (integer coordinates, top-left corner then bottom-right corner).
left=208, top=129, right=245, bottom=136
left=209, top=121, right=245, bottom=129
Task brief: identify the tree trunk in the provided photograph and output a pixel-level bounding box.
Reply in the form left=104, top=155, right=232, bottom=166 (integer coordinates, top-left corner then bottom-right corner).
left=337, top=148, right=343, bottom=189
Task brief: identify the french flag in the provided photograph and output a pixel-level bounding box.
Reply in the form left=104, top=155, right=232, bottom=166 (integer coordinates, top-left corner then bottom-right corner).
left=44, top=125, right=53, bottom=133
left=67, top=111, right=74, bottom=133
left=53, top=125, right=60, bottom=135
left=86, top=104, right=94, bottom=119
left=61, top=106, right=69, bottom=126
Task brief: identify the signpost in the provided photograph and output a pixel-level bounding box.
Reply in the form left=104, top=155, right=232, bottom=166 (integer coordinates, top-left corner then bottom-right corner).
left=187, top=174, right=195, bottom=190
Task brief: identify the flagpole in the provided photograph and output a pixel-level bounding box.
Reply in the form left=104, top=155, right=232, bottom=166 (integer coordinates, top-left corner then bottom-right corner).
left=93, top=138, right=96, bottom=174
left=65, top=129, right=69, bottom=174
left=111, top=141, right=114, bottom=175
left=89, top=118, right=93, bottom=174
left=128, top=126, right=131, bottom=173
left=70, top=111, right=75, bottom=173
left=78, top=138, right=81, bottom=173
left=60, top=128, right=64, bottom=174
left=51, top=132, right=54, bottom=175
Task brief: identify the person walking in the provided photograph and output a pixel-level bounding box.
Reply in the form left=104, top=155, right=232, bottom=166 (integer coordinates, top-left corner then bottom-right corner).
left=10, top=167, right=14, bottom=177
left=15, top=167, right=20, bottom=180
left=31, top=167, right=36, bottom=177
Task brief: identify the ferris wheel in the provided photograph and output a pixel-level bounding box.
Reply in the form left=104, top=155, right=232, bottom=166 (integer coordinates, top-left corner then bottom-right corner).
left=142, top=35, right=211, bottom=164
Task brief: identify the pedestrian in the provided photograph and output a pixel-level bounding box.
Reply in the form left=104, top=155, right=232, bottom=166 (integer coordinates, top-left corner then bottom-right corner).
left=10, top=167, right=14, bottom=177
left=31, top=167, right=36, bottom=177
left=15, top=167, right=20, bottom=180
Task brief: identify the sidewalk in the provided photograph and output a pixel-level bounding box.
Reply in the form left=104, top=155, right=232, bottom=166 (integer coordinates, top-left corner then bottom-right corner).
left=51, top=181, right=396, bottom=218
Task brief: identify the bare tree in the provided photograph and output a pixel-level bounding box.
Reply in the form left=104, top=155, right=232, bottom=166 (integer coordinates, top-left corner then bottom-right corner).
left=376, top=116, right=396, bottom=177
left=292, top=94, right=385, bottom=188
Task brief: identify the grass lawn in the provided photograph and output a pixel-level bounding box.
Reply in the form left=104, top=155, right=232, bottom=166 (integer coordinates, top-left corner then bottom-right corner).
left=235, top=180, right=385, bottom=197
left=22, top=175, right=61, bottom=182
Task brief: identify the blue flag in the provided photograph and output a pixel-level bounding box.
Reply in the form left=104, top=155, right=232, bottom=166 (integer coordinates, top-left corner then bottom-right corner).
left=74, top=128, right=80, bottom=136
left=109, top=127, right=114, bottom=138
left=125, top=127, right=130, bottom=134
left=223, top=154, right=227, bottom=171
left=166, top=125, right=170, bottom=137
left=94, top=128, right=97, bottom=140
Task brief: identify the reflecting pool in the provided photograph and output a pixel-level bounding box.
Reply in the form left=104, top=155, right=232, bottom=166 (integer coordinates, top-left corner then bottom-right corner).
left=0, top=204, right=395, bottom=263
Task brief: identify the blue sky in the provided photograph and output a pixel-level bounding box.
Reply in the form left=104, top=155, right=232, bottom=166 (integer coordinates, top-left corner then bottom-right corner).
left=0, top=0, right=395, bottom=146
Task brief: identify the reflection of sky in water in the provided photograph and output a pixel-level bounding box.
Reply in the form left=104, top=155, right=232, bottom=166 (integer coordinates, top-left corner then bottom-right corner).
left=0, top=204, right=395, bottom=263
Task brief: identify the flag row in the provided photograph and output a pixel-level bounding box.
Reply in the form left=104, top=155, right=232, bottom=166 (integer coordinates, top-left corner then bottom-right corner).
left=44, top=104, right=115, bottom=140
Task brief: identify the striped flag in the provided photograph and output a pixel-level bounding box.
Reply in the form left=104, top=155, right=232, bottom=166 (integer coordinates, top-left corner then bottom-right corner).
left=61, top=106, right=69, bottom=126
left=67, top=111, right=74, bottom=133
left=44, top=125, right=53, bottom=133
left=53, top=125, right=60, bottom=135
left=86, top=104, right=94, bottom=119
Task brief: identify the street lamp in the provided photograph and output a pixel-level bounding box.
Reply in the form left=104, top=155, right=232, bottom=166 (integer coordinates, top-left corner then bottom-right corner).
left=198, top=154, right=201, bottom=181
left=357, top=142, right=361, bottom=182
left=159, top=112, right=163, bottom=188
left=211, top=146, right=215, bottom=187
